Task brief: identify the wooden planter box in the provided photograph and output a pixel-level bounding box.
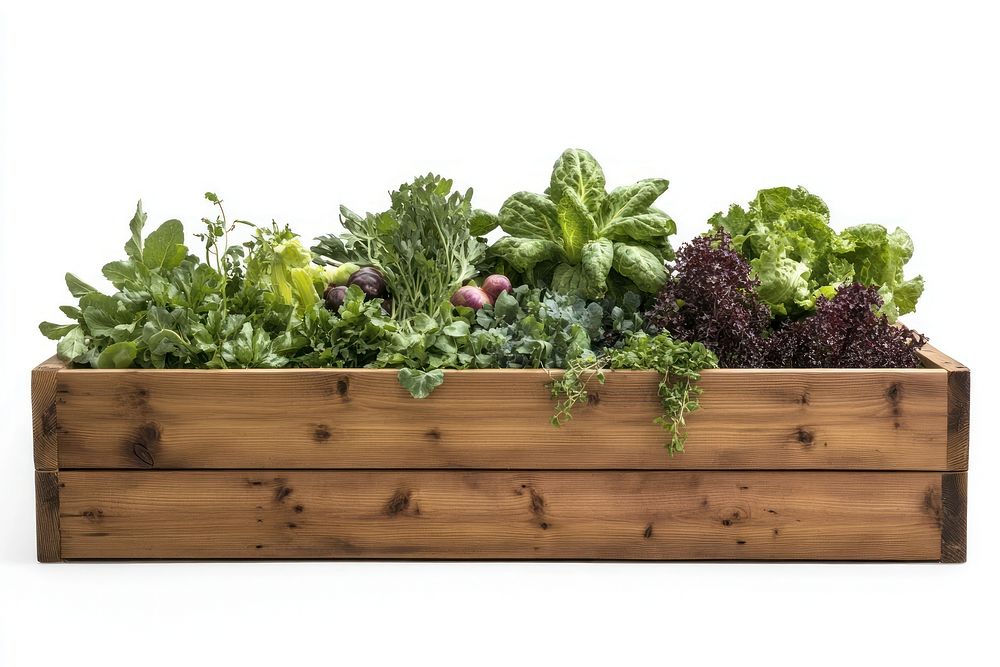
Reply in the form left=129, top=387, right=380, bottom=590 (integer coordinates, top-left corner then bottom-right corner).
left=31, top=345, right=969, bottom=562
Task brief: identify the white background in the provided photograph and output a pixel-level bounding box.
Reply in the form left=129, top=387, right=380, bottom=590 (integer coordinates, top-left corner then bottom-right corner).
left=2, top=1, right=997, bottom=664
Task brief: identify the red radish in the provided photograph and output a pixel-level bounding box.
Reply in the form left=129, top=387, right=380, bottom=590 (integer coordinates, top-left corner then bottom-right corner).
left=450, top=286, right=493, bottom=310
left=481, top=274, right=512, bottom=301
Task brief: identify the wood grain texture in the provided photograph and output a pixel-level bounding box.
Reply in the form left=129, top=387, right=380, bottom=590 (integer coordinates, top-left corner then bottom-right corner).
left=940, top=472, right=967, bottom=563
left=57, top=470, right=945, bottom=560
left=31, top=356, right=64, bottom=470
left=35, top=471, right=61, bottom=562
left=917, top=345, right=970, bottom=470
left=52, top=367, right=949, bottom=470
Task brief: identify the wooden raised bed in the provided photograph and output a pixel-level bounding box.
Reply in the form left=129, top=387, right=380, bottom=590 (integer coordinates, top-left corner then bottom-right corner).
left=31, top=344, right=969, bottom=561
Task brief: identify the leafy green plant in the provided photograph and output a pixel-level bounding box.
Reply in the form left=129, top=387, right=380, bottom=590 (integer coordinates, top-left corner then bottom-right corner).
left=488, top=149, right=676, bottom=298
left=313, top=174, right=490, bottom=324
left=548, top=332, right=718, bottom=454
left=39, top=197, right=326, bottom=370
left=709, top=186, right=924, bottom=320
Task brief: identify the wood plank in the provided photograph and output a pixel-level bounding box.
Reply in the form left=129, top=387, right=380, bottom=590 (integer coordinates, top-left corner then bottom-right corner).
left=32, top=356, right=64, bottom=470
left=52, top=367, right=950, bottom=470
left=917, top=345, right=970, bottom=470
left=35, top=471, right=61, bottom=562
left=58, top=470, right=944, bottom=560
left=940, top=472, right=967, bottom=563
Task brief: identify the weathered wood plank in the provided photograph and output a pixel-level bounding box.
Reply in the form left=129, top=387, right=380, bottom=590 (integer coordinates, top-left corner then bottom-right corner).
left=35, top=471, right=61, bottom=562
left=53, top=367, right=949, bottom=470
left=917, top=345, right=970, bottom=470
left=58, top=470, right=944, bottom=560
left=940, top=472, right=967, bottom=563
left=32, top=356, right=64, bottom=470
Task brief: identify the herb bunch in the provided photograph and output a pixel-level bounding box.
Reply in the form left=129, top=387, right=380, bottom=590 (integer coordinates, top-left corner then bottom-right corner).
left=549, top=332, right=718, bottom=454
left=313, top=174, right=488, bottom=324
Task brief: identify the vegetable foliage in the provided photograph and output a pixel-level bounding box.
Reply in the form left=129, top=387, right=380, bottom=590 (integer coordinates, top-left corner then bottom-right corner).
left=489, top=149, right=676, bottom=298
left=313, top=174, right=488, bottom=324
left=709, top=186, right=924, bottom=320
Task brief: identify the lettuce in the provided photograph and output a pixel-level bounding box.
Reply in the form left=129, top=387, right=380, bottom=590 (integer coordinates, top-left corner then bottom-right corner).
left=709, top=186, right=923, bottom=320
left=489, top=149, right=675, bottom=298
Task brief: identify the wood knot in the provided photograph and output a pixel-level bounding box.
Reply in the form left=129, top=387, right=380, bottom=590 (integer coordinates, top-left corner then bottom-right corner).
left=313, top=424, right=332, bottom=442
left=798, top=391, right=810, bottom=406
left=587, top=392, right=601, bottom=406
left=274, top=486, right=293, bottom=502
left=528, top=487, right=545, bottom=516
left=384, top=490, right=411, bottom=516
left=336, top=378, right=350, bottom=399
left=923, top=487, right=942, bottom=521
left=426, top=428, right=442, bottom=441
left=795, top=428, right=814, bottom=447
left=643, top=523, right=653, bottom=539
left=82, top=509, right=103, bottom=523
left=885, top=383, right=903, bottom=417
left=719, top=506, right=749, bottom=526
left=132, top=443, right=154, bottom=467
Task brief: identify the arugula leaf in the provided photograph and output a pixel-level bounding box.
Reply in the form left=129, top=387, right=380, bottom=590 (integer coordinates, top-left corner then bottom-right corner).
left=65, top=273, right=97, bottom=297
left=56, top=327, right=88, bottom=362
left=124, top=200, right=146, bottom=261
left=142, top=219, right=187, bottom=271
left=39, top=321, right=78, bottom=340
left=97, top=341, right=138, bottom=369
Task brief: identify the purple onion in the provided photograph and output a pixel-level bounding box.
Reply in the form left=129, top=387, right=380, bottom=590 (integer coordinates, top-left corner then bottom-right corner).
left=450, top=286, right=493, bottom=310
left=481, top=274, right=512, bottom=301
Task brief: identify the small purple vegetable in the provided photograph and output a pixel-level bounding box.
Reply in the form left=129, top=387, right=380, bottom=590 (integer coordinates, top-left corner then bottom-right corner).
left=347, top=267, right=386, bottom=298
left=450, top=285, right=493, bottom=310
left=324, top=285, right=348, bottom=312
left=481, top=274, right=512, bottom=301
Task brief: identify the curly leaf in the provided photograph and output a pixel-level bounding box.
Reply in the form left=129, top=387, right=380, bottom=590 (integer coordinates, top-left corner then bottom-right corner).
left=751, top=246, right=812, bottom=316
